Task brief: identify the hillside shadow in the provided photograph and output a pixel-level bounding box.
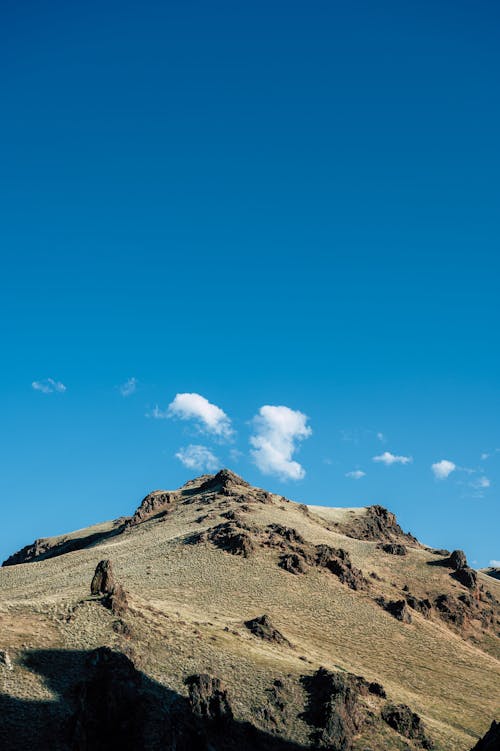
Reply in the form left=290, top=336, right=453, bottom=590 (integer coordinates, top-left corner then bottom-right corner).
left=2, top=522, right=128, bottom=567
left=0, top=647, right=309, bottom=751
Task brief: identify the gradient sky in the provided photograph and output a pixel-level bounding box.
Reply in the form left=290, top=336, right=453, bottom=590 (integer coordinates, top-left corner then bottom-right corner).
left=1, top=1, right=499, bottom=567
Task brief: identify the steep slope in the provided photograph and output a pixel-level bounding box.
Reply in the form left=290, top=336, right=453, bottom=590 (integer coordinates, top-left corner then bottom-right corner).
left=0, top=469, right=498, bottom=750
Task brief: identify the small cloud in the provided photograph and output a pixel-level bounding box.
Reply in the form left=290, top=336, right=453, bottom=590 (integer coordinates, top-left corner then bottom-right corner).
left=481, top=449, right=500, bottom=461
left=373, top=451, right=412, bottom=466
left=250, top=405, right=312, bottom=481
left=489, top=560, right=500, bottom=567
left=32, top=378, right=66, bottom=394
left=167, top=392, right=233, bottom=438
left=346, top=470, right=366, bottom=480
left=119, top=377, right=137, bottom=397
left=376, top=432, right=386, bottom=443
left=175, top=444, right=219, bottom=471
left=431, top=459, right=456, bottom=480
left=470, top=476, right=490, bottom=489
left=146, top=405, right=169, bottom=419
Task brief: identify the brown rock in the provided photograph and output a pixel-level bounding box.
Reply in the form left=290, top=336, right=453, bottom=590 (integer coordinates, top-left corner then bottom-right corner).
left=91, top=560, right=115, bottom=596
left=381, top=703, right=434, bottom=748
left=378, top=543, right=407, bottom=556
left=244, top=615, right=292, bottom=647
left=185, top=673, right=233, bottom=725
left=455, top=566, right=478, bottom=590
left=378, top=598, right=412, bottom=623
left=449, top=549, right=468, bottom=570
left=279, top=552, right=309, bottom=575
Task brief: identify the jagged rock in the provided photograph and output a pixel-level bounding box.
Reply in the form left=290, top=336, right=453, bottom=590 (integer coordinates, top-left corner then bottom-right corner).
left=455, top=566, right=478, bottom=590
left=471, top=720, right=500, bottom=750
left=315, top=545, right=367, bottom=591
left=341, top=505, right=417, bottom=545
left=378, top=598, right=412, bottom=623
left=302, top=668, right=367, bottom=750
left=185, top=673, right=233, bottom=725
left=406, top=596, right=432, bottom=618
left=244, top=615, right=292, bottom=647
left=449, top=549, right=468, bottom=570
left=91, top=560, right=115, bottom=596
left=378, top=543, right=407, bottom=556
left=103, top=583, right=129, bottom=617
left=279, top=552, right=309, bottom=575
left=266, top=524, right=306, bottom=547
left=0, top=650, right=12, bottom=670
left=91, top=560, right=129, bottom=615
left=381, top=703, right=434, bottom=749
left=127, top=490, right=175, bottom=527
left=434, top=594, right=467, bottom=627
left=368, top=681, right=386, bottom=698
left=201, top=520, right=256, bottom=558
left=198, top=469, right=250, bottom=494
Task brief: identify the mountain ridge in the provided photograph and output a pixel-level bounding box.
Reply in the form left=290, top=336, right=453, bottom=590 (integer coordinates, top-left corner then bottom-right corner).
left=0, top=469, right=498, bottom=750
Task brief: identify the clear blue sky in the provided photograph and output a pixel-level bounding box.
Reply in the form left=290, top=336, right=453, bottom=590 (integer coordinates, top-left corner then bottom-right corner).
left=1, top=1, right=499, bottom=567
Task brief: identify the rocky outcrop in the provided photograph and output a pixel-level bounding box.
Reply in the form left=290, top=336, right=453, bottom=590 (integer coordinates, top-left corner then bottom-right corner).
left=90, top=559, right=115, bottom=596
left=378, top=543, right=407, bottom=556
left=449, top=549, right=468, bottom=570
left=471, top=720, right=500, bottom=751
left=314, top=545, right=367, bottom=590
left=405, top=595, right=432, bottom=618
left=434, top=593, right=467, bottom=627
left=377, top=598, right=412, bottom=623
left=127, top=490, right=176, bottom=527
left=302, top=668, right=372, bottom=750
left=244, top=615, right=292, bottom=647
left=91, top=560, right=129, bottom=616
left=198, top=469, right=250, bottom=494
left=279, top=552, right=309, bottom=575
left=197, top=520, right=257, bottom=558
left=185, top=673, right=233, bottom=725
left=454, top=567, right=478, bottom=590
left=381, top=703, right=434, bottom=748
left=340, top=505, right=417, bottom=545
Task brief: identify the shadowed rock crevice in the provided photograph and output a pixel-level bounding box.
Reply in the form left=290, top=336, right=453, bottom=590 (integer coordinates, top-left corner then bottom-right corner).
left=381, top=703, right=434, bottom=749
left=338, top=505, right=417, bottom=545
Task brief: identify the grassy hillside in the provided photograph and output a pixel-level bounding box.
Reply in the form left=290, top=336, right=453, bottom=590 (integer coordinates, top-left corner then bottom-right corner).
left=0, top=470, right=498, bottom=750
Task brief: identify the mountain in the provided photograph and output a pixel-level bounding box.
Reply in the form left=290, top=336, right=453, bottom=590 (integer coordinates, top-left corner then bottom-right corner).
left=0, top=469, right=498, bottom=750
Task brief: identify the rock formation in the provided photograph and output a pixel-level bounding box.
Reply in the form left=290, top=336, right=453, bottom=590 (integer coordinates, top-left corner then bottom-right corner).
left=243, top=615, right=292, bottom=647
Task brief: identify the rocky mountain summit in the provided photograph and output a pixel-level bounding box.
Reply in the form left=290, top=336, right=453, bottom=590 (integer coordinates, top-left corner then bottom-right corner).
left=0, top=469, right=498, bottom=750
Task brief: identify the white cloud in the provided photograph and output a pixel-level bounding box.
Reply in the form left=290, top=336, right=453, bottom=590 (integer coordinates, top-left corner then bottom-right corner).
left=470, top=476, right=490, bottom=489
left=32, top=378, right=66, bottom=394
left=167, top=393, right=233, bottom=438
left=489, top=560, right=500, bottom=567
left=175, top=444, right=219, bottom=471
left=119, top=377, right=137, bottom=397
left=431, top=459, right=456, bottom=480
left=481, top=449, right=500, bottom=461
left=376, top=432, right=386, bottom=443
left=373, top=451, right=412, bottom=466
left=250, top=405, right=311, bottom=481
left=346, top=470, right=366, bottom=480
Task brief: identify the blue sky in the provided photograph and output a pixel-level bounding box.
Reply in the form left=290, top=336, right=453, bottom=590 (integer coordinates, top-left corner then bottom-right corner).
left=1, top=1, right=499, bottom=567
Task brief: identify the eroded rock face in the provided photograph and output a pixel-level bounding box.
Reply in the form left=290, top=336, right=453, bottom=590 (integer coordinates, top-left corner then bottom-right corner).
left=314, top=545, right=367, bottom=591
left=381, top=703, right=434, bottom=749
left=434, top=593, right=467, bottom=627
left=378, top=543, right=407, bottom=556
left=199, top=469, right=250, bottom=494
left=449, top=549, right=468, bottom=570
left=185, top=674, right=233, bottom=726
left=405, top=596, right=432, bottom=618
left=90, top=560, right=115, bottom=596
left=378, top=598, right=412, bottom=624
left=198, top=520, right=257, bottom=558
left=471, top=720, right=500, bottom=751
left=302, top=668, right=366, bottom=751
left=454, top=567, right=478, bottom=590
left=244, top=615, right=292, bottom=647
left=127, top=491, right=176, bottom=527
left=340, top=505, right=417, bottom=545
left=91, top=560, right=129, bottom=616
